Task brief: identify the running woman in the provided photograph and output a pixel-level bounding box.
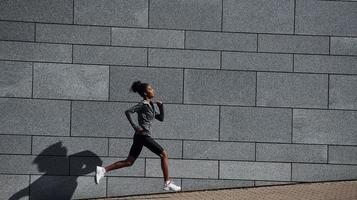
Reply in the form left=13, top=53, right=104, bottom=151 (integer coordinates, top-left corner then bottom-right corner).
left=95, top=80, right=181, bottom=192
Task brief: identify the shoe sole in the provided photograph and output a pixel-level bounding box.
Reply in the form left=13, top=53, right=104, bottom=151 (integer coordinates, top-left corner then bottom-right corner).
left=95, top=167, right=100, bottom=184
left=163, top=187, right=181, bottom=192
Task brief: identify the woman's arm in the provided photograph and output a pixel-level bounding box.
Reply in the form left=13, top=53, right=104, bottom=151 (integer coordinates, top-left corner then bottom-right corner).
left=155, top=101, right=164, bottom=121
left=9, top=187, right=29, bottom=200
left=125, top=103, right=142, bottom=131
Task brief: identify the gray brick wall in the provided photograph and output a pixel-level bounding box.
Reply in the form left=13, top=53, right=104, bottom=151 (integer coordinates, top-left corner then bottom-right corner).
left=0, top=0, right=356, bottom=199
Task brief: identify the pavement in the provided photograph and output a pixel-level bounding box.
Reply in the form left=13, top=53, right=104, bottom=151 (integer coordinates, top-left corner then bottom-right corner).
left=86, top=180, right=357, bottom=200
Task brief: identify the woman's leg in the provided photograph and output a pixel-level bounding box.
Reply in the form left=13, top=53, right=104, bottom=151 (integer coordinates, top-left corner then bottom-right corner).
left=160, top=150, right=169, bottom=182
left=105, top=134, right=143, bottom=172
left=142, top=135, right=169, bottom=182
left=104, top=156, right=136, bottom=172
left=142, top=136, right=181, bottom=191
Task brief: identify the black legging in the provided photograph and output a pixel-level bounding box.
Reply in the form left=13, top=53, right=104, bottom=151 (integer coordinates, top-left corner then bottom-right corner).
left=128, top=134, right=164, bottom=158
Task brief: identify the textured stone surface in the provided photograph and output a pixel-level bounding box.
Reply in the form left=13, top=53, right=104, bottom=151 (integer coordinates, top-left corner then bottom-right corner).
left=185, top=31, right=256, bottom=51
left=329, top=145, right=357, bottom=165
left=0, top=41, right=71, bottom=62
left=0, top=0, right=73, bottom=23
left=32, top=136, right=108, bottom=156
left=71, top=176, right=107, bottom=199
left=257, top=72, right=328, bottom=108
left=293, top=109, right=357, bottom=145
left=295, top=0, right=357, bottom=36
left=223, top=0, right=294, bottom=34
left=71, top=101, right=132, bottom=138
left=0, top=98, right=70, bottom=136
left=292, top=163, right=357, bottom=182
left=1, top=0, right=357, bottom=198
left=149, top=0, right=221, bottom=31
left=71, top=101, right=219, bottom=139
left=182, top=179, right=254, bottom=191
left=109, top=66, right=183, bottom=103
left=33, top=63, right=109, bottom=100
left=112, top=27, right=184, bottom=48
left=107, top=177, right=181, bottom=196
left=184, top=69, right=256, bottom=105
left=329, top=75, right=357, bottom=109
left=30, top=175, right=106, bottom=200
left=36, top=24, right=110, bottom=45
left=0, top=61, right=32, bottom=98
left=153, top=104, right=219, bottom=140
left=255, top=181, right=296, bottom=186
left=146, top=158, right=219, bottom=178
left=220, top=161, right=291, bottom=181
left=183, top=140, right=255, bottom=160
left=256, top=143, right=327, bottom=163
left=294, top=55, right=357, bottom=75
left=258, top=34, right=329, bottom=54
left=73, top=45, right=147, bottom=66
left=222, top=52, right=293, bottom=72
left=74, top=0, right=148, bottom=27
left=70, top=157, right=145, bottom=177
left=330, top=37, right=357, bottom=56
left=0, top=175, right=29, bottom=200
left=149, top=48, right=220, bottom=69
left=0, top=135, right=31, bottom=154
left=0, top=21, right=34, bottom=41
left=0, top=155, right=68, bottom=175
left=220, top=106, right=292, bottom=143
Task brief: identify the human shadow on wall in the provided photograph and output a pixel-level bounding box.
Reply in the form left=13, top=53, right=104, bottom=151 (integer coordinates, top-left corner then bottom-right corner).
left=9, top=141, right=102, bottom=200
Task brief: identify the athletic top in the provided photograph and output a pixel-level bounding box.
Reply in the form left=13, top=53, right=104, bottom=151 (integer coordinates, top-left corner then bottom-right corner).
left=125, top=99, right=164, bottom=136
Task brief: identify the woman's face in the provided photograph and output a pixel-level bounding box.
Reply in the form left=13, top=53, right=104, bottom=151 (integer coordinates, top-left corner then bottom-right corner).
left=145, top=85, right=155, bottom=98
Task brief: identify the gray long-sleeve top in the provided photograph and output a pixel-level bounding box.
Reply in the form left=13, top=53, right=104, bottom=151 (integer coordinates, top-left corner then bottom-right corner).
left=125, top=99, right=164, bottom=136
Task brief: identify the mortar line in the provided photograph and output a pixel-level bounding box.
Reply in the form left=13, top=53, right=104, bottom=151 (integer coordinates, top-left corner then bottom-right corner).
left=0, top=19, right=355, bottom=37
left=218, top=106, right=221, bottom=141
left=293, top=0, right=296, bottom=34
left=327, top=145, right=329, bottom=164
left=221, top=0, right=224, bottom=31
left=181, top=140, right=184, bottom=159
left=255, top=72, right=258, bottom=106
left=34, top=23, right=36, bottom=42
left=329, top=36, right=331, bottom=54
left=292, top=54, right=295, bottom=72
left=327, top=74, right=330, bottom=108
left=291, top=108, right=294, bottom=143
left=182, top=69, right=185, bottom=104
left=256, top=34, right=259, bottom=52
left=148, top=0, right=150, bottom=28
left=108, top=66, right=110, bottom=101
left=31, top=62, right=34, bottom=98
left=69, top=101, right=72, bottom=136
left=3, top=39, right=357, bottom=57
left=72, top=0, right=74, bottom=24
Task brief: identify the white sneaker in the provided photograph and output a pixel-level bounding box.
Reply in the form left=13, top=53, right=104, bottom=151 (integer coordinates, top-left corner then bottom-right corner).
left=163, top=180, right=181, bottom=191
left=95, top=166, right=106, bottom=184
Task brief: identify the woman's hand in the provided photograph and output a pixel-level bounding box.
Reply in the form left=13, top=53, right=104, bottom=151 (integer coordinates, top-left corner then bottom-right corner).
left=156, top=100, right=163, bottom=107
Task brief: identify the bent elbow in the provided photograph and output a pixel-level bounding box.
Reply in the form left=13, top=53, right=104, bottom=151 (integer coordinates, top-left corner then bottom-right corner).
left=125, top=110, right=132, bottom=117
left=155, top=115, right=164, bottom=122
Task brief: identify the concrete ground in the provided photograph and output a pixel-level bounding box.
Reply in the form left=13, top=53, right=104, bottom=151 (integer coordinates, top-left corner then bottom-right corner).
left=86, top=180, right=357, bottom=200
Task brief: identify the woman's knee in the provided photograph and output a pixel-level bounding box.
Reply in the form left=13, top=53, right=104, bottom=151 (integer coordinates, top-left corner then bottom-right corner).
left=160, top=150, right=168, bottom=159
left=125, top=157, right=136, bottom=166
